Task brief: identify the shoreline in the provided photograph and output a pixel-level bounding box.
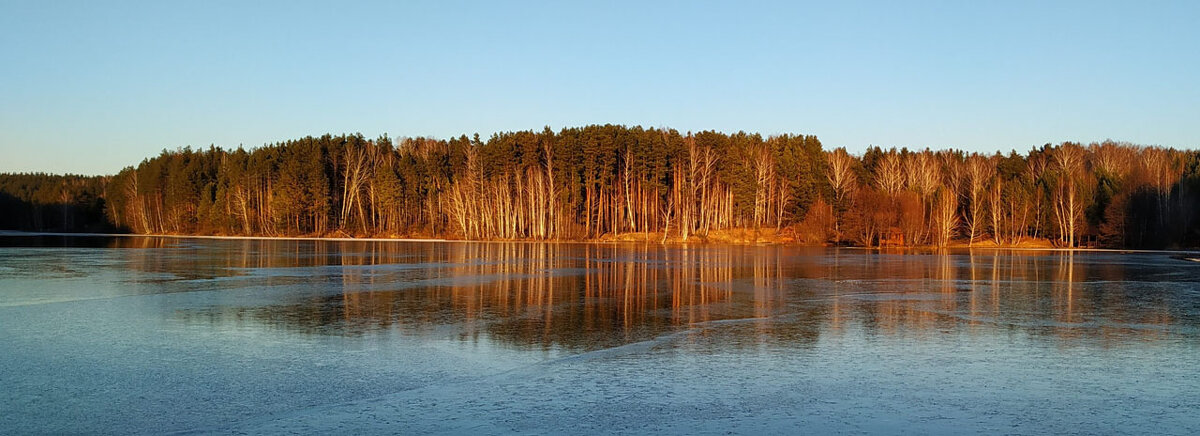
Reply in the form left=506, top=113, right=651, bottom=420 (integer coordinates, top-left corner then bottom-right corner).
left=2, top=230, right=1199, bottom=255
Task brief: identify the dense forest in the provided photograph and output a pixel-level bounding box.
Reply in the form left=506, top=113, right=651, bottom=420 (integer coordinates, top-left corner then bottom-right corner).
left=2, top=125, right=1199, bottom=248
left=0, top=173, right=111, bottom=232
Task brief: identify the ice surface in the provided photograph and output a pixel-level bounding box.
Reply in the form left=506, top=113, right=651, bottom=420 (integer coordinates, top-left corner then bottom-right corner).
left=1, top=236, right=1198, bottom=434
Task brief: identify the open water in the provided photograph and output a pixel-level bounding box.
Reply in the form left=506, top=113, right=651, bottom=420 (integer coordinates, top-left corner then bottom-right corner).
left=1, top=235, right=1198, bottom=434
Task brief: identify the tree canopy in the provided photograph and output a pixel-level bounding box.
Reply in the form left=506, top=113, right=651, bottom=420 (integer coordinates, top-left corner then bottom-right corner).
left=3, top=126, right=1198, bottom=249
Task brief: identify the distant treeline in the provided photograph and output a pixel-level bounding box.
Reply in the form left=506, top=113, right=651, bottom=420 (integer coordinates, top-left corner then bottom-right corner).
left=3, top=125, right=1199, bottom=248
left=0, top=173, right=111, bottom=232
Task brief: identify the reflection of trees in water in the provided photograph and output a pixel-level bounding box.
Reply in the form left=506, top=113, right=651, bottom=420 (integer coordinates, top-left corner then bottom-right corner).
left=207, top=243, right=845, bottom=351
left=175, top=242, right=778, bottom=351
left=834, top=249, right=1178, bottom=344
left=157, top=239, right=1187, bottom=348
left=480, top=244, right=743, bottom=350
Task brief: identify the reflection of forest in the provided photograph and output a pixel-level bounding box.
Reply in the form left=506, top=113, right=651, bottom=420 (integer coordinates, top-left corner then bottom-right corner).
left=123, top=238, right=1188, bottom=350
left=327, top=243, right=752, bottom=351
left=829, top=250, right=1178, bottom=345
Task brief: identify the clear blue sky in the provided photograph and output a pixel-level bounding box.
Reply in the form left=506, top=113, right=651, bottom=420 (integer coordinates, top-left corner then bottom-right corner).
left=2, top=0, right=1198, bottom=175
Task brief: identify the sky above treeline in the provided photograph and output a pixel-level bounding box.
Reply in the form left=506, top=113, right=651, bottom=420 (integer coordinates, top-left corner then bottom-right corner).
left=2, top=0, right=1199, bottom=175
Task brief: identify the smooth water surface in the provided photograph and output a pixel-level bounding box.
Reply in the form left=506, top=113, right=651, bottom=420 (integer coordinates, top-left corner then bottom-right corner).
left=1, top=235, right=1198, bottom=434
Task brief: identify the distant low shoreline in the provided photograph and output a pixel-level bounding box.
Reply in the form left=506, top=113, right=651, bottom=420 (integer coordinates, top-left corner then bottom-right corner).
left=0, top=230, right=451, bottom=243
left=3, top=230, right=1199, bottom=256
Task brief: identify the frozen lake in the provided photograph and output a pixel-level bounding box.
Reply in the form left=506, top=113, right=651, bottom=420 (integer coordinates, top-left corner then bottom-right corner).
left=1, top=235, right=1199, bottom=434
